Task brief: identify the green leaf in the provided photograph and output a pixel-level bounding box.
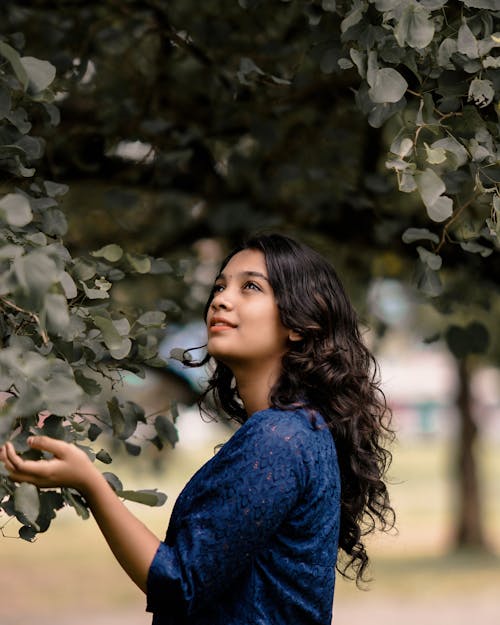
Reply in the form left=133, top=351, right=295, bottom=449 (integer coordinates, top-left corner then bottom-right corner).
left=109, top=338, right=132, bottom=360
left=154, top=414, right=179, bottom=448
left=457, top=22, right=479, bottom=59
left=0, top=41, right=29, bottom=90
left=390, top=136, right=413, bottom=158
left=398, top=171, right=417, bottom=193
left=44, top=293, right=70, bottom=334
left=20, top=57, right=57, bottom=93
left=415, top=263, right=443, bottom=297
left=41, top=208, right=68, bottom=236
left=60, top=271, right=78, bottom=299
left=427, top=196, right=453, bottom=223
left=468, top=78, right=495, bottom=108
left=117, top=489, right=167, bottom=507
left=103, top=472, right=123, bottom=492
left=424, top=142, right=446, bottom=165
left=368, top=68, right=408, bottom=104
left=137, top=311, right=166, bottom=326
left=459, top=241, right=493, bottom=257
left=91, top=244, right=123, bottom=262
left=462, top=0, right=498, bottom=8
left=93, top=315, right=123, bottom=350
left=80, top=280, right=110, bottom=300
left=44, top=181, right=69, bottom=197
left=431, top=138, right=468, bottom=169
left=0, top=193, right=33, bottom=227
left=126, top=252, right=151, bottom=273
left=96, top=449, right=113, bottom=464
left=19, top=525, right=38, bottom=541
left=62, top=489, right=90, bottom=519
left=438, top=38, right=457, bottom=69
left=340, top=1, right=365, bottom=33
left=74, top=369, right=102, bottom=395
left=14, top=483, right=40, bottom=527
left=415, top=169, right=453, bottom=222
left=107, top=397, right=142, bottom=439
left=417, top=246, right=442, bottom=270
left=72, top=258, right=97, bottom=281
left=402, top=228, right=439, bottom=244
left=394, top=5, right=434, bottom=49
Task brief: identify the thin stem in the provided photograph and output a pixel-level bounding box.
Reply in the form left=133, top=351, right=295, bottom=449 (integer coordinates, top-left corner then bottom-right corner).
left=0, top=298, right=49, bottom=345
left=435, top=197, right=474, bottom=254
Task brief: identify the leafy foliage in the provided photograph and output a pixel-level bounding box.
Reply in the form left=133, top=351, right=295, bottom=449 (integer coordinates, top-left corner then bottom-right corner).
left=337, top=0, right=500, bottom=296
left=0, top=40, right=176, bottom=539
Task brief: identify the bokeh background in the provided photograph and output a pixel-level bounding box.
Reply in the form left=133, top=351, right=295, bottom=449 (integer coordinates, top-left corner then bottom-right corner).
left=1, top=2, right=500, bottom=624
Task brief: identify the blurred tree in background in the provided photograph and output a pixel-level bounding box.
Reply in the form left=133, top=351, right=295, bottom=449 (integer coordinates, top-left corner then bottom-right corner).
left=1, top=1, right=499, bottom=549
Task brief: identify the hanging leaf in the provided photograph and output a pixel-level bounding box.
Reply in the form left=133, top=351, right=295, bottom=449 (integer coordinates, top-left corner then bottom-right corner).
left=402, top=228, right=439, bottom=244
left=91, top=244, right=123, bottom=262
left=20, top=56, right=57, bottom=93
left=0, top=41, right=29, bottom=90
left=93, top=315, right=123, bottom=350
left=415, top=169, right=454, bottom=222
left=368, top=68, right=408, bottom=103
left=394, top=5, right=434, bottom=49
left=468, top=78, right=495, bottom=108
left=14, top=483, right=40, bottom=527
left=126, top=252, right=151, bottom=273
left=117, top=489, right=167, bottom=507
left=62, top=488, right=90, bottom=519
left=96, top=449, right=113, bottom=464
left=0, top=193, right=33, bottom=227
left=154, top=414, right=179, bottom=448
left=103, top=472, right=123, bottom=493
left=137, top=311, right=166, bottom=326
left=457, top=22, right=479, bottom=59
left=417, top=246, right=442, bottom=270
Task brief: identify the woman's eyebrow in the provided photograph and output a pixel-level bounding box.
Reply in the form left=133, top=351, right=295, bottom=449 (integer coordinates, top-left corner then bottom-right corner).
left=216, top=270, right=269, bottom=282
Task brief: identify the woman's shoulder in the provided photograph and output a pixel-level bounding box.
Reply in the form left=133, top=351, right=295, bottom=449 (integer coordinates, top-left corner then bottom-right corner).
left=244, top=406, right=330, bottom=446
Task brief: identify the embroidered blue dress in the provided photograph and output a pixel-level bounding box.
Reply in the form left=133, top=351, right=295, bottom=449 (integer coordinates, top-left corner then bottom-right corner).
left=146, top=407, right=341, bottom=625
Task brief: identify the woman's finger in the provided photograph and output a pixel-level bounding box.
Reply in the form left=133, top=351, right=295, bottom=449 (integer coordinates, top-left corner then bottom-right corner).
left=0, top=444, right=17, bottom=473
left=27, top=435, right=71, bottom=457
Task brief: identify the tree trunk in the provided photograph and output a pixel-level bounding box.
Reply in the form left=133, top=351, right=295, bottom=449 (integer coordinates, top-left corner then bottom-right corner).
left=454, top=357, right=486, bottom=549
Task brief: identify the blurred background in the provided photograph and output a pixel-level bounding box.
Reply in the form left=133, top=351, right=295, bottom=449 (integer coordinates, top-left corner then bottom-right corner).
left=1, top=2, right=499, bottom=624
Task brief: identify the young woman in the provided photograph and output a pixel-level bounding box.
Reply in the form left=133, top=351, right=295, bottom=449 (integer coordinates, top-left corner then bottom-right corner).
left=0, top=233, right=394, bottom=625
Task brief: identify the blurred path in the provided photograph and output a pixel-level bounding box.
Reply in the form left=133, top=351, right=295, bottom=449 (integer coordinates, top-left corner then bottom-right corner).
left=5, top=594, right=499, bottom=625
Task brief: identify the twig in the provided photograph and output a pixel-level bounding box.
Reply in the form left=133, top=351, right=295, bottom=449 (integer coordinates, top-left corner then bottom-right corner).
left=435, top=197, right=474, bottom=254
left=0, top=298, right=49, bottom=345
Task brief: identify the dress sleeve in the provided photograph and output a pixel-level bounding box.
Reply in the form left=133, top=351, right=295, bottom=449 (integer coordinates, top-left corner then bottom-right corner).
left=146, top=413, right=308, bottom=618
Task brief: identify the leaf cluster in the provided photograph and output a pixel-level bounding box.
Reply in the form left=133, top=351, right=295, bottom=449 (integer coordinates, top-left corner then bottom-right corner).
left=0, top=39, right=176, bottom=540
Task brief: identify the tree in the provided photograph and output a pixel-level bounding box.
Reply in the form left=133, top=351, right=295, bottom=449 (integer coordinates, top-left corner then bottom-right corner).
left=0, top=40, right=178, bottom=540
left=1, top=0, right=499, bottom=547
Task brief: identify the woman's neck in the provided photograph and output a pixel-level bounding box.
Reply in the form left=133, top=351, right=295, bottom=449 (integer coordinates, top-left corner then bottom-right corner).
left=232, top=361, right=281, bottom=417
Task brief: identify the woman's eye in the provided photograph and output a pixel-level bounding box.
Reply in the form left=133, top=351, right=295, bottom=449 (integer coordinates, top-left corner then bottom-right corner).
left=212, top=284, right=224, bottom=293
left=243, top=281, right=260, bottom=291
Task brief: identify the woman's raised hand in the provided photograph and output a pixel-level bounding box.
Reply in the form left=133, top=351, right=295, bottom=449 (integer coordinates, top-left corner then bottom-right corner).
left=0, top=437, right=99, bottom=495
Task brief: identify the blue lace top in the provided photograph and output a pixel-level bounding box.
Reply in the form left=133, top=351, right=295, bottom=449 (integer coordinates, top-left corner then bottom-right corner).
left=146, top=407, right=341, bottom=625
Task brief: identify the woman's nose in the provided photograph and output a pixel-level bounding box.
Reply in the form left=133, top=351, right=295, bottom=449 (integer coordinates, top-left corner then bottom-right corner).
left=211, top=290, right=234, bottom=311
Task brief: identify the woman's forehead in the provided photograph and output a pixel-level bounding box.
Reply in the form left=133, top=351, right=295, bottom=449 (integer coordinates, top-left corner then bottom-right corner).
left=218, top=249, right=268, bottom=278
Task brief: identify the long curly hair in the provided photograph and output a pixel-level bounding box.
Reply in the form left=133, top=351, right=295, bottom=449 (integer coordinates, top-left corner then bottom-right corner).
left=195, top=233, right=395, bottom=584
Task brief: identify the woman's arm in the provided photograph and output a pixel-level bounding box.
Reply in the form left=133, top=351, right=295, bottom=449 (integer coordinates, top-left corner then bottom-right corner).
left=0, top=437, right=160, bottom=593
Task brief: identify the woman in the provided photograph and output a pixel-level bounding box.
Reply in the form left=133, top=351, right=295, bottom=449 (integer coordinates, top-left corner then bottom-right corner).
left=0, top=233, right=394, bottom=625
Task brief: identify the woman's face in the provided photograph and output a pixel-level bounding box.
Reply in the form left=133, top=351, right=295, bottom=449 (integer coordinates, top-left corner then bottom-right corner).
left=206, top=249, right=292, bottom=371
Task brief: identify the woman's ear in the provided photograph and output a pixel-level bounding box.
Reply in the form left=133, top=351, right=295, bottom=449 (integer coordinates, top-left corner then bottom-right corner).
left=288, top=330, right=303, bottom=342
